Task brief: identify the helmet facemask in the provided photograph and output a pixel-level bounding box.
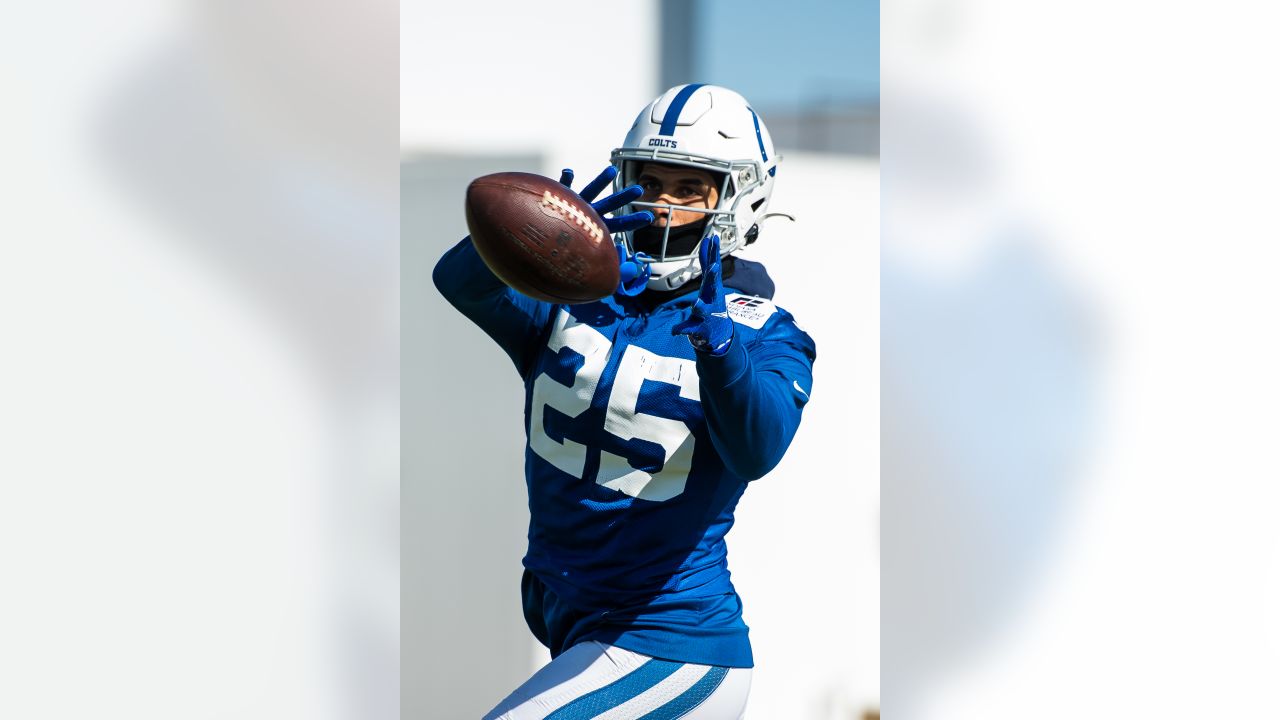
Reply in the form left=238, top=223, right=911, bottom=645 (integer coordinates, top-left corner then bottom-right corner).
left=610, top=153, right=767, bottom=291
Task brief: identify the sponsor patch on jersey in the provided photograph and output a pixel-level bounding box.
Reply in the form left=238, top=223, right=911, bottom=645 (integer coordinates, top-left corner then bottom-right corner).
left=724, top=293, right=777, bottom=329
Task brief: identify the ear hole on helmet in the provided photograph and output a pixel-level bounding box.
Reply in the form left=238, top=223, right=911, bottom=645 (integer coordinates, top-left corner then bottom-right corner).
left=751, top=198, right=765, bottom=211
left=745, top=225, right=760, bottom=245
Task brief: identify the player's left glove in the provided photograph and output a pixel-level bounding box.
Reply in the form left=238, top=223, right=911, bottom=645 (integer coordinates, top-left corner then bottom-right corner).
left=671, top=234, right=733, bottom=356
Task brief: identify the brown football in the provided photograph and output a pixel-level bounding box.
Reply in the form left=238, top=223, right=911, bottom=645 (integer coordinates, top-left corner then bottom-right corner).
left=464, top=172, right=620, bottom=304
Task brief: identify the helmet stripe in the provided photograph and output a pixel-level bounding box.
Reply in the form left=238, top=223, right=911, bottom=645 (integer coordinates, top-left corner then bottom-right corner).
left=658, top=83, right=706, bottom=136
left=748, top=106, right=775, bottom=176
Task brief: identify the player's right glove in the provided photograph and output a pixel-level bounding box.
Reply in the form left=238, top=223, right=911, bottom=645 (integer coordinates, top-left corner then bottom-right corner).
left=560, top=166, right=655, bottom=296
left=558, top=167, right=653, bottom=234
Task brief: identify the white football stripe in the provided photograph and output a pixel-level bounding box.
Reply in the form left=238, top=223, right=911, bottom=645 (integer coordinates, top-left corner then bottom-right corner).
left=590, top=663, right=710, bottom=720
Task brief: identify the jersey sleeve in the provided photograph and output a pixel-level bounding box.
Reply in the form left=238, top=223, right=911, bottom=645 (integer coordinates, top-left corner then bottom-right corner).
left=694, top=309, right=817, bottom=481
left=432, top=235, right=556, bottom=378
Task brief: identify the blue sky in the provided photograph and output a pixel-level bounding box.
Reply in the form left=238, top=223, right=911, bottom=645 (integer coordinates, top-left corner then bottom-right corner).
left=694, top=0, right=880, bottom=111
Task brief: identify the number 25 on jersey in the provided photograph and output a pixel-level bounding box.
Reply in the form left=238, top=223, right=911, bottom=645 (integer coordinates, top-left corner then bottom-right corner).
left=529, top=310, right=699, bottom=502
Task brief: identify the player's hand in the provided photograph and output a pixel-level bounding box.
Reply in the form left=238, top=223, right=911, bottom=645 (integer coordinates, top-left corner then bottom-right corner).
left=672, top=234, right=733, bottom=355
left=558, top=167, right=653, bottom=234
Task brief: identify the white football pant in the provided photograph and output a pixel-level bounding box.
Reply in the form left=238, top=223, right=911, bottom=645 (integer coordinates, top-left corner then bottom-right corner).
left=482, top=641, right=751, bottom=719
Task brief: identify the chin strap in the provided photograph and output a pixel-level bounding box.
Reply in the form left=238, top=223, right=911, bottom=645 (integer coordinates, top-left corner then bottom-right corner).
left=616, top=246, right=653, bottom=296
left=647, top=260, right=700, bottom=292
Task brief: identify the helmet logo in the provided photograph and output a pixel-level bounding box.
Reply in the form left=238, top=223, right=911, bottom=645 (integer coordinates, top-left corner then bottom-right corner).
left=648, top=137, right=679, bottom=149
left=541, top=191, right=604, bottom=244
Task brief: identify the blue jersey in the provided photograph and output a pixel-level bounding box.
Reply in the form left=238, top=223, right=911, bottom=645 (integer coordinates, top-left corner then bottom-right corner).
left=434, top=237, right=816, bottom=668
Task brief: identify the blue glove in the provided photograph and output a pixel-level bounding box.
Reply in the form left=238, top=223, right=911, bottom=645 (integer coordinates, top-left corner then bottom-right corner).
left=558, top=167, right=653, bottom=234
left=560, top=167, right=655, bottom=296
left=672, top=234, right=733, bottom=355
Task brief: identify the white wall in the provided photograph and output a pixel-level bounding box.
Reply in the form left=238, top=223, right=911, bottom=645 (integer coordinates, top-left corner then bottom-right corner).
left=731, top=153, right=881, bottom=717
left=401, top=0, right=659, bottom=173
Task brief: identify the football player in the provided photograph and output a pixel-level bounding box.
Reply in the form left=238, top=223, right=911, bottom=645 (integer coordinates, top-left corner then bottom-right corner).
left=434, top=84, right=817, bottom=719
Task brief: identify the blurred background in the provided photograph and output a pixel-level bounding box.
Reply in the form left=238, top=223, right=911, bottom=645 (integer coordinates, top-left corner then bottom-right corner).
left=882, top=1, right=1280, bottom=718
left=2, top=1, right=398, bottom=718
left=402, top=0, right=880, bottom=717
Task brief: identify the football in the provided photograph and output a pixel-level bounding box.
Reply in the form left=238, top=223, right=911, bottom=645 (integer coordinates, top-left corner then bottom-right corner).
left=465, top=172, right=620, bottom=304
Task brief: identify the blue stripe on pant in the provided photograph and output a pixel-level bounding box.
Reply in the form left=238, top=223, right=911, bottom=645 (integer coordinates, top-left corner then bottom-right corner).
left=544, top=658, right=684, bottom=719
left=637, top=666, right=730, bottom=719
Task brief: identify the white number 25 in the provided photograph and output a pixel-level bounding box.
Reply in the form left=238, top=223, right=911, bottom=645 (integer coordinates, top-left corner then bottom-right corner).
left=529, top=310, right=699, bottom=502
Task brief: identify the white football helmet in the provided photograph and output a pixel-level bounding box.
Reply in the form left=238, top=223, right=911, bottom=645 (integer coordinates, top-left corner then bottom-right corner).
left=611, top=84, right=781, bottom=291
